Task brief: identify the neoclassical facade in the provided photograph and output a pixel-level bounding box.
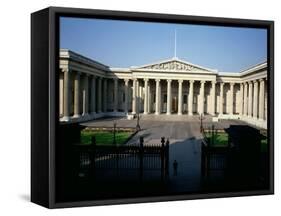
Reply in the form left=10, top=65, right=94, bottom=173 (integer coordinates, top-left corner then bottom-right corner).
left=59, top=49, right=267, bottom=129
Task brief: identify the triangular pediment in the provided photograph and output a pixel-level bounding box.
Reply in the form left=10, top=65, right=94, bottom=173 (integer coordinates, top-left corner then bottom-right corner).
left=133, top=58, right=215, bottom=72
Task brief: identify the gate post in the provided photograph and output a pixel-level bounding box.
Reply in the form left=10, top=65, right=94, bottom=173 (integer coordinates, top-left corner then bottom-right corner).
left=90, top=136, right=96, bottom=180
left=165, top=138, right=170, bottom=178
left=161, top=137, right=165, bottom=181
left=139, top=137, right=144, bottom=181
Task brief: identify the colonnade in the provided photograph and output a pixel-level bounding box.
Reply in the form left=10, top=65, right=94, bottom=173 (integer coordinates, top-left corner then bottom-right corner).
left=60, top=69, right=121, bottom=121
left=60, top=69, right=267, bottom=123
left=241, top=79, right=267, bottom=121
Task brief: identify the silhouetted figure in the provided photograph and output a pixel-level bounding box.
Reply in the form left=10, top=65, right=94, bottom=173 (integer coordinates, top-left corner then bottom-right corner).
left=173, top=160, right=178, bottom=176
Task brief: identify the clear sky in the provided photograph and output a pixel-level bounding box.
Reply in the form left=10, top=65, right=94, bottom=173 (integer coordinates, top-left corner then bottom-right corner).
left=60, top=17, right=267, bottom=72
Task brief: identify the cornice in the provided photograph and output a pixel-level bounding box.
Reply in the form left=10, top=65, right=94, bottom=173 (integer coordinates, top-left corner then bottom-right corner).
left=60, top=49, right=267, bottom=81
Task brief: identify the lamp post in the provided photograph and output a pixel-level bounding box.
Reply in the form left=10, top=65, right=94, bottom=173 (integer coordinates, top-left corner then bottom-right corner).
left=211, top=124, right=215, bottom=146
left=136, top=112, right=141, bottom=131
left=199, top=113, right=205, bottom=133
left=113, top=121, right=117, bottom=145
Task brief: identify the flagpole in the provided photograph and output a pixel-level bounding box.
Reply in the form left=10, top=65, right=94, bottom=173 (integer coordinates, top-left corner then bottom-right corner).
left=174, top=29, right=177, bottom=58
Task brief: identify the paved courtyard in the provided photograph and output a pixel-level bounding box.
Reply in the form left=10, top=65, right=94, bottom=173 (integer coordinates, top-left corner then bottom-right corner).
left=82, top=114, right=248, bottom=144
left=81, top=114, right=249, bottom=192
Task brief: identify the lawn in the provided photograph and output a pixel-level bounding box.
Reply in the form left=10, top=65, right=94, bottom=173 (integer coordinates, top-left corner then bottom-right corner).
left=261, top=139, right=268, bottom=153
left=205, top=132, right=228, bottom=147
left=81, top=130, right=133, bottom=146
left=205, top=132, right=268, bottom=152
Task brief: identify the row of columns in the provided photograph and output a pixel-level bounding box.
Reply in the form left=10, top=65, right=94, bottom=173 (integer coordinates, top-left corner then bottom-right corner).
left=61, top=69, right=120, bottom=121
left=241, top=79, right=266, bottom=120
left=64, top=75, right=217, bottom=119
left=137, top=78, right=266, bottom=119
left=138, top=79, right=208, bottom=116
left=61, top=69, right=266, bottom=122
left=218, top=82, right=235, bottom=116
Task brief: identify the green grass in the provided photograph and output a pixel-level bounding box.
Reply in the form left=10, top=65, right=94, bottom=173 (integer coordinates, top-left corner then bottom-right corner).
left=205, top=132, right=229, bottom=147
left=206, top=132, right=268, bottom=152
left=261, top=139, right=268, bottom=153
left=81, top=130, right=133, bottom=146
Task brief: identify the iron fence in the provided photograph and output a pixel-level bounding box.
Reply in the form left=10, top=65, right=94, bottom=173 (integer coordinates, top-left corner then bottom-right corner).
left=71, top=136, right=169, bottom=182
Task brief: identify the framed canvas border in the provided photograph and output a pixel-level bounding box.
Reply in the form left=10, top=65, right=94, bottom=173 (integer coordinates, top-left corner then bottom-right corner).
left=31, top=6, right=274, bottom=208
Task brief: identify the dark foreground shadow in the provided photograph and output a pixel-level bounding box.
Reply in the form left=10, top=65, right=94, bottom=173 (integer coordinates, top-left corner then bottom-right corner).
left=55, top=123, right=269, bottom=203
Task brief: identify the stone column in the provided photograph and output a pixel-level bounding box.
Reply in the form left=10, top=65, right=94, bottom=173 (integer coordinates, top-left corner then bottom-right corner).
left=265, top=79, right=267, bottom=121
left=62, top=69, right=70, bottom=121
left=124, top=79, right=129, bottom=113
left=73, top=72, right=81, bottom=118
left=259, top=79, right=265, bottom=120
left=90, top=75, right=96, bottom=115
left=229, top=83, right=234, bottom=115
left=199, top=81, right=205, bottom=115
left=144, top=79, right=148, bottom=114
left=103, top=78, right=107, bottom=112
left=178, top=80, right=183, bottom=115
left=243, top=82, right=248, bottom=116
left=136, top=79, right=140, bottom=113
left=166, top=79, right=172, bottom=115
left=155, top=79, right=160, bottom=115
left=98, top=77, right=102, bottom=113
left=59, top=74, right=64, bottom=116
left=159, top=81, right=162, bottom=113
left=253, top=80, right=259, bottom=119
left=148, top=83, right=151, bottom=113
left=248, top=81, right=253, bottom=117
left=113, top=78, right=118, bottom=112
left=211, top=81, right=216, bottom=116
left=82, top=74, right=89, bottom=116
left=188, top=80, right=194, bottom=116
left=132, top=79, right=137, bottom=114
left=219, top=82, right=224, bottom=115
left=239, top=83, right=244, bottom=116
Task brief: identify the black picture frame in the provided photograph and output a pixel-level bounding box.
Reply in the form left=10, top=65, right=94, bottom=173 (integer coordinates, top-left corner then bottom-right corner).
left=31, top=6, right=274, bottom=208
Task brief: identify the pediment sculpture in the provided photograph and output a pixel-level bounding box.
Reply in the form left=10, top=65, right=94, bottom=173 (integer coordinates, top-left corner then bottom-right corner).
left=141, top=61, right=206, bottom=71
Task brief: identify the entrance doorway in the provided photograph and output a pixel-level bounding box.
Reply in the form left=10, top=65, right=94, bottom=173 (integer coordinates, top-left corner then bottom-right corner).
left=172, top=97, right=178, bottom=113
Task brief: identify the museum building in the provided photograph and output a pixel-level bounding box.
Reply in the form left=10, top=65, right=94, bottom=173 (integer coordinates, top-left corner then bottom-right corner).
left=59, top=49, right=268, bottom=129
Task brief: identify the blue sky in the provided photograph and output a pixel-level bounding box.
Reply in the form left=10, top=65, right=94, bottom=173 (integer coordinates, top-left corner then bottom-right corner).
left=60, top=17, right=267, bottom=72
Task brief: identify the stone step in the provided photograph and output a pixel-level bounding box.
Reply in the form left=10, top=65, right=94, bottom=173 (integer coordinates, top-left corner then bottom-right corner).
left=139, top=113, right=213, bottom=122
